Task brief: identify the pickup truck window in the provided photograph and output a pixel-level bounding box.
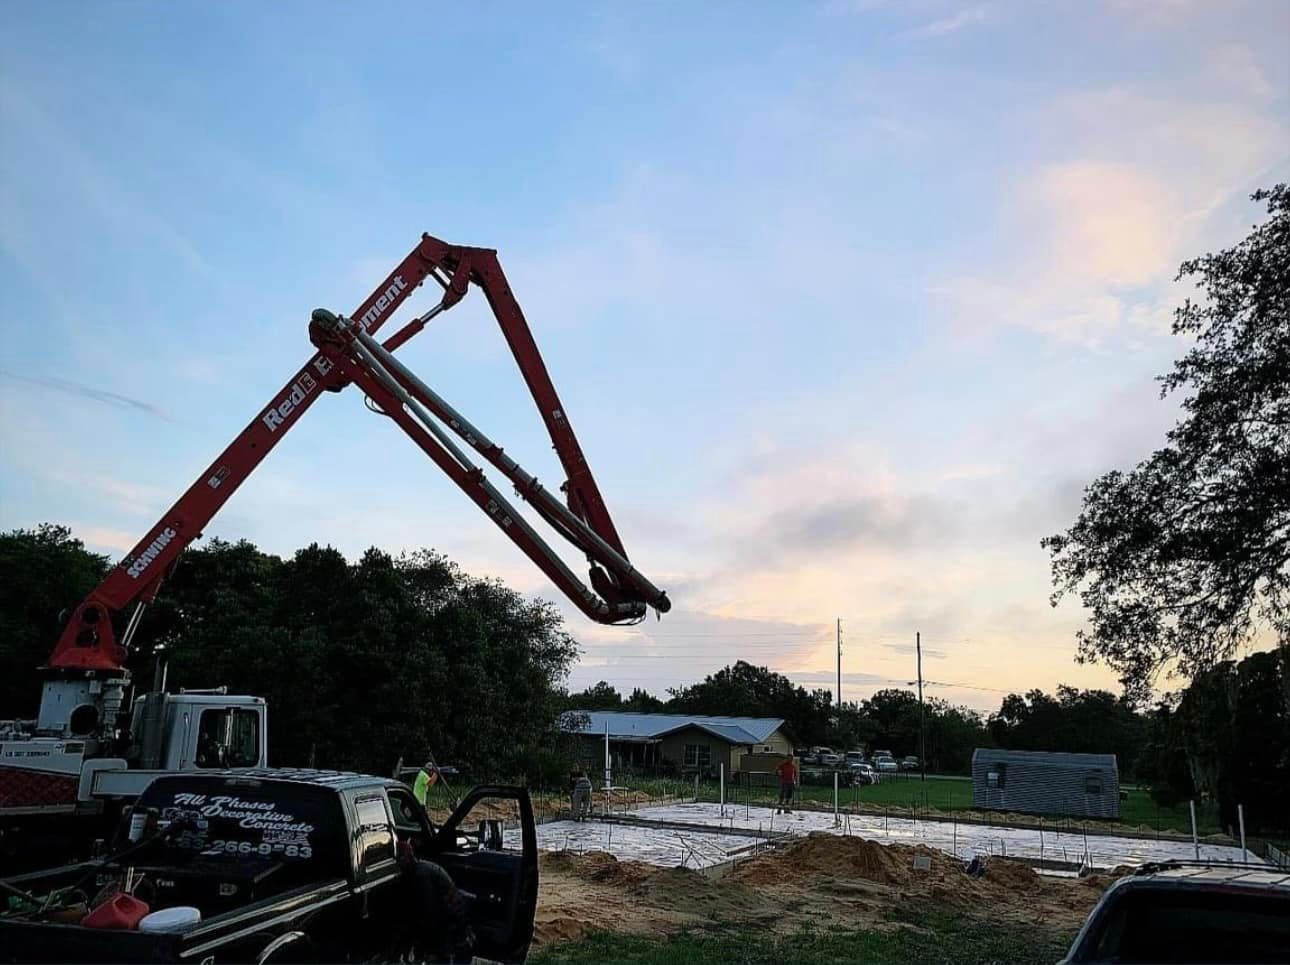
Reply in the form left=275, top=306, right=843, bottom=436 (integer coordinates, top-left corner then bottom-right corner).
left=387, top=787, right=429, bottom=831
left=195, top=708, right=260, bottom=768
left=353, top=794, right=395, bottom=869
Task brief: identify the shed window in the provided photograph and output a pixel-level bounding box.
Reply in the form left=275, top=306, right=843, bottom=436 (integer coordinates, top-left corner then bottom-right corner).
left=987, top=764, right=1006, bottom=788
left=684, top=744, right=711, bottom=768
left=1085, top=774, right=1103, bottom=795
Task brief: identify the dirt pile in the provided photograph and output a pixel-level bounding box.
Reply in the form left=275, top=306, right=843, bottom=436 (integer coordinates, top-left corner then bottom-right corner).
left=532, top=835, right=1107, bottom=949
left=734, top=832, right=917, bottom=886
left=729, top=833, right=1095, bottom=929
left=533, top=849, right=775, bottom=947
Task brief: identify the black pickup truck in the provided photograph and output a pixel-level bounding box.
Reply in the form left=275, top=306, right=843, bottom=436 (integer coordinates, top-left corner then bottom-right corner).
left=1061, top=862, right=1290, bottom=964
left=0, top=768, right=538, bottom=963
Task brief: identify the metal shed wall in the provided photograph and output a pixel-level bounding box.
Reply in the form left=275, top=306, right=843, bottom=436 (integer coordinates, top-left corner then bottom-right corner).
left=971, top=748, right=1120, bottom=819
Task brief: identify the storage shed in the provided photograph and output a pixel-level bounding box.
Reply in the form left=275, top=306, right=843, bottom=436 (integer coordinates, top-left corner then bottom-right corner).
left=971, top=749, right=1120, bottom=819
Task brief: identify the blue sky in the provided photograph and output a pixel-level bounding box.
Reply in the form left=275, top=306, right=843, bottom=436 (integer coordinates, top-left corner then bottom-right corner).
left=2, top=0, right=1287, bottom=711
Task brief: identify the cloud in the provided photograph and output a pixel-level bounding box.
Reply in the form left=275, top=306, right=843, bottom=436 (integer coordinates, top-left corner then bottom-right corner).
left=1207, top=43, right=1277, bottom=101
left=932, top=89, right=1289, bottom=345
left=0, top=78, right=213, bottom=279
left=73, top=525, right=138, bottom=555
left=752, top=492, right=956, bottom=555
left=939, top=462, right=1005, bottom=482
left=918, top=4, right=989, bottom=35
left=0, top=371, right=168, bottom=419
left=883, top=642, right=947, bottom=660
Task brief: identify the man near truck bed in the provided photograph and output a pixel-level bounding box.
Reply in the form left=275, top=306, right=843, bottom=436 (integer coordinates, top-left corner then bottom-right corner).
left=397, top=838, right=475, bottom=961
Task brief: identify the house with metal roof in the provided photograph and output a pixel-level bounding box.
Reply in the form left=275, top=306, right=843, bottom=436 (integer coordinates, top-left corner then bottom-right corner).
left=971, top=748, right=1121, bottom=819
left=562, top=710, right=794, bottom=778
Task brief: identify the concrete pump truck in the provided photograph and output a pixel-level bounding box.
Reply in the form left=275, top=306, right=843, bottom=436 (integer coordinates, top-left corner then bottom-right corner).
left=0, top=235, right=669, bottom=865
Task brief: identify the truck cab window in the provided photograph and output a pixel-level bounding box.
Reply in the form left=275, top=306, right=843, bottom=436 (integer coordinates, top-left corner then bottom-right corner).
left=195, top=708, right=260, bottom=768
left=353, top=795, right=395, bottom=869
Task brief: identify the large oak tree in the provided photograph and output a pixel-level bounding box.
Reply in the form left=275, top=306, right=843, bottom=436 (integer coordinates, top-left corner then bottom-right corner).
left=1044, top=186, right=1289, bottom=702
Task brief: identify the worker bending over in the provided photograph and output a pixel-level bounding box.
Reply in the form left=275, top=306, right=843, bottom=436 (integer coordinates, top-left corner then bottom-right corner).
left=571, top=771, right=593, bottom=821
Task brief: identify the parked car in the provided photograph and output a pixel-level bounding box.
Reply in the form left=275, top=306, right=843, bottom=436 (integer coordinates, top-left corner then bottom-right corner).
left=875, top=757, right=899, bottom=772
left=873, top=749, right=893, bottom=760
left=1061, top=862, right=1290, bottom=964
left=819, top=752, right=844, bottom=767
left=844, top=751, right=866, bottom=765
left=0, top=769, right=539, bottom=963
left=900, top=756, right=920, bottom=771
left=849, top=763, right=876, bottom=785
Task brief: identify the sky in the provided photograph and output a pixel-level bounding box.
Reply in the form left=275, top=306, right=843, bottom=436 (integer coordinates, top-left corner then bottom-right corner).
left=1, top=1, right=1287, bottom=713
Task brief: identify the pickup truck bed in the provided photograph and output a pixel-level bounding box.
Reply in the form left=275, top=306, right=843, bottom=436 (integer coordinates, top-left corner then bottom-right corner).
left=1, top=769, right=538, bottom=963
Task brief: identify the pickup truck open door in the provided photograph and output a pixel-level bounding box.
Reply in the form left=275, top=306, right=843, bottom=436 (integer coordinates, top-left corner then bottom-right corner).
left=387, top=782, right=538, bottom=963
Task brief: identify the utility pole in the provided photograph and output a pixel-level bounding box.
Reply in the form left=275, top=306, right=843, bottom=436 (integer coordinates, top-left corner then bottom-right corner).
left=836, top=618, right=843, bottom=708
left=916, top=631, right=926, bottom=784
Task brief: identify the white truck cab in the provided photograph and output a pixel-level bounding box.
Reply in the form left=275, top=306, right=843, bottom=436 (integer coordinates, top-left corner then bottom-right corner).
left=1, top=678, right=267, bottom=859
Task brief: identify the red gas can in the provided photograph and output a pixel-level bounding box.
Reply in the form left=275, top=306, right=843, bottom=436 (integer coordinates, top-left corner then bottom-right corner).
left=81, top=893, right=150, bottom=930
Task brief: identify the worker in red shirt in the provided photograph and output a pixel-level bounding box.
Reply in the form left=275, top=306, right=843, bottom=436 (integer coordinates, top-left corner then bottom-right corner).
left=775, top=756, right=798, bottom=814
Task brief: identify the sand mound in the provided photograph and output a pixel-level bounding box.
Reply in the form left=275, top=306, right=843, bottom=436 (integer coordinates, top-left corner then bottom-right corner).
left=534, top=915, right=594, bottom=945
left=1080, top=864, right=1135, bottom=890
left=733, top=833, right=945, bottom=887
left=540, top=849, right=655, bottom=888
left=534, top=833, right=1106, bottom=949
left=985, top=858, right=1040, bottom=889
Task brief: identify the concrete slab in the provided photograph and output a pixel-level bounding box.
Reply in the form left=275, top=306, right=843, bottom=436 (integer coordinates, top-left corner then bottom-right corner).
left=629, top=803, right=1261, bottom=870
left=503, top=819, right=764, bottom=870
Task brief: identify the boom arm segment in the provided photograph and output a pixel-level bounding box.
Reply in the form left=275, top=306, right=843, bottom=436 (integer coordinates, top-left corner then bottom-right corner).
left=49, top=234, right=667, bottom=671
left=310, top=308, right=668, bottom=623
left=47, top=239, right=455, bottom=671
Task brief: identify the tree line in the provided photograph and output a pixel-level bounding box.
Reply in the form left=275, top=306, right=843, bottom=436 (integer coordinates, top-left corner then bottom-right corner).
left=567, top=657, right=1288, bottom=835
left=2, top=524, right=1286, bottom=833
left=0, top=525, right=581, bottom=785
left=565, top=663, right=1144, bottom=778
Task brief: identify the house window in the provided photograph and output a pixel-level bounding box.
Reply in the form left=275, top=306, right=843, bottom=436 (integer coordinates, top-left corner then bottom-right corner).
left=987, top=764, right=1006, bottom=788
left=1085, top=774, right=1103, bottom=795
left=684, top=744, right=711, bottom=768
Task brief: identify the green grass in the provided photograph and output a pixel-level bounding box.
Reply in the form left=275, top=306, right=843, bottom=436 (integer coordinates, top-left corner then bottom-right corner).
left=702, top=773, right=1223, bottom=836
left=531, top=912, right=1075, bottom=965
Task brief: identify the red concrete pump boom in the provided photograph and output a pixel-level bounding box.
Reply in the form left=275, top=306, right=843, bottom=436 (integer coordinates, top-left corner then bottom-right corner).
left=48, top=234, right=668, bottom=674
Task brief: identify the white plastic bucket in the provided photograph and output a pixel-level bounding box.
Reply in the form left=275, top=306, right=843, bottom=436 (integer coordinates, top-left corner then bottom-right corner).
left=138, top=906, right=202, bottom=932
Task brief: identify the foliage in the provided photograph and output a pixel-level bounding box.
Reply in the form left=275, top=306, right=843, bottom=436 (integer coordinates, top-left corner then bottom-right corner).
left=1044, top=186, right=1290, bottom=702
left=1133, top=698, right=1195, bottom=809
left=623, top=687, right=666, bottom=712
left=987, top=686, right=1145, bottom=779
left=0, top=525, right=109, bottom=717
left=666, top=660, right=835, bottom=744
left=564, top=681, right=625, bottom=711
left=1170, top=649, right=1289, bottom=834
left=0, top=529, right=580, bottom=783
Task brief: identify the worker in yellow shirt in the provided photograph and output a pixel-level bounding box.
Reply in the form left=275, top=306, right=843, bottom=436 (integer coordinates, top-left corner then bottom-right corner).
left=413, top=760, right=439, bottom=808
